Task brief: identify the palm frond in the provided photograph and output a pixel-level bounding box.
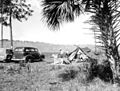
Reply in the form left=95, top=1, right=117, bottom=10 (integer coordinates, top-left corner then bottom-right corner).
left=42, top=0, right=83, bottom=30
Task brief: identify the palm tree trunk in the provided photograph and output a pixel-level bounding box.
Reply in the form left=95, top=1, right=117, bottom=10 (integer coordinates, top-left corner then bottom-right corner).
left=107, top=26, right=120, bottom=83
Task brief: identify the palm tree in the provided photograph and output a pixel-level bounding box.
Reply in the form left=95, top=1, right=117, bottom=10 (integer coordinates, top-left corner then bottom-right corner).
left=88, top=0, right=120, bottom=82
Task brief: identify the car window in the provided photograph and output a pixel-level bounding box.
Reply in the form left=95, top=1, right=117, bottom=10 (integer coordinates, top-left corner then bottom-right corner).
left=35, top=48, right=38, bottom=52
left=14, top=48, right=23, bottom=52
left=30, top=49, right=35, bottom=52
left=25, top=48, right=36, bottom=52
left=25, top=48, right=31, bottom=52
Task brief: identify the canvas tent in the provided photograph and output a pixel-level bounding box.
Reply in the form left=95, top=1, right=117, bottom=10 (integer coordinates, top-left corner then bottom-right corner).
left=68, top=47, right=90, bottom=63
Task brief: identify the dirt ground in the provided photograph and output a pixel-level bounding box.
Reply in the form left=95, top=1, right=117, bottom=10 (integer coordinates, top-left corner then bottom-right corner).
left=0, top=53, right=120, bottom=91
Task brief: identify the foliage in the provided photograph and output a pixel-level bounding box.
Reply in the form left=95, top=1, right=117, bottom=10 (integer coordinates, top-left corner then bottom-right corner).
left=58, top=66, right=79, bottom=82
left=89, top=60, right=113, bottom=83
left=83, top=0, right=120, bottom=61
left=85, top=0, right=120, bottom=82
left=0, top=0, right=33, bottom=25
left=42, top=0, right=83, bottom=30
left=0, top=0, right=33, bottom=48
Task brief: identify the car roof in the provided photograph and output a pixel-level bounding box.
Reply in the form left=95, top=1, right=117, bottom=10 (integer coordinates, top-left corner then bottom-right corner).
left=15, top=47, right=37, bottom=49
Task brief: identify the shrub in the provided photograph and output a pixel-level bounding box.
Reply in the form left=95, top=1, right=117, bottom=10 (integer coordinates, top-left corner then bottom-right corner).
left=57, top=61, right=92, bottom=83
left=88, top=60, right=113, bottom=83
left=58, top=66, right=79, bottom=82
left=57, top=58, right=113, bottom=85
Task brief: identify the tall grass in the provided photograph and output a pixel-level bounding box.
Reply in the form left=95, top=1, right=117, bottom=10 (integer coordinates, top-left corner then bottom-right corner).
left=0, top=59, right=119, bottom=91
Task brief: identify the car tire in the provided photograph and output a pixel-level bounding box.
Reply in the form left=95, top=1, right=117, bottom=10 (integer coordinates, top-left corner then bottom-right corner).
left=25, top=56, right=33, bottom=63
left=40, top=54, right=45, bottom=59
left=39, top=55, right=45, bottom=61
left=5, top=55, right=12, bottom=63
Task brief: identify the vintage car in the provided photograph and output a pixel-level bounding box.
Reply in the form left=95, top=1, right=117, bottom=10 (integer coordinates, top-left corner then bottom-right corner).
left=0, top=48, right=13, bottom=62
left=11, top=47, right=45, bottom=63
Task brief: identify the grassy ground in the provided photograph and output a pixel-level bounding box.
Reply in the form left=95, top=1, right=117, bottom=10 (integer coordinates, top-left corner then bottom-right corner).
left=0, top=53, right=119, bottom=91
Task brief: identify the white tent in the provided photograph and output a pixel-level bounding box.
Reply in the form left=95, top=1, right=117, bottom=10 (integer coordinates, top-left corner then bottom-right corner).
left=68, top=46, right=90, bottom=62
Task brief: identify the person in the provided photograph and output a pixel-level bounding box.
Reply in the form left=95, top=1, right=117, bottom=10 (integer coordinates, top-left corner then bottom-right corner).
left=58, top=49, right=64, bottom=58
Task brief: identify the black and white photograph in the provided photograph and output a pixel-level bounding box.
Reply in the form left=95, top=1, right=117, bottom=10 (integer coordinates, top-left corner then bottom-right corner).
left=0, top=0, right=120, bottom=91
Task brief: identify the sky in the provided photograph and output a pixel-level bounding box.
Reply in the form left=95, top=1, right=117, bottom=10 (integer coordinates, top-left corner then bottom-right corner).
left=1, top=0, right=95, bottom=45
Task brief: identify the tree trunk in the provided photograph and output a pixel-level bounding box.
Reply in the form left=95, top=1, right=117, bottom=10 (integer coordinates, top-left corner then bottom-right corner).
left=108, top=31, right=120, bottom=83
left=1, top=2, right=3, bottom=48
left=108, top=54, right=118, bottom=83
left=1, top=21, right=3, bottom=48
left=9, top=7, right=13, bottom=49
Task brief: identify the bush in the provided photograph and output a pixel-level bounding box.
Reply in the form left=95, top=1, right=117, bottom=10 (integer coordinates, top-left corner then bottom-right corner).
left=88, top=60, right=113, bottom=83
left=58, top=67, right=78, bottom=82
left=57, top=61, right=92, bottom=83
left=56, top=58, right=113, bottom=85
